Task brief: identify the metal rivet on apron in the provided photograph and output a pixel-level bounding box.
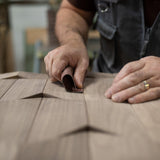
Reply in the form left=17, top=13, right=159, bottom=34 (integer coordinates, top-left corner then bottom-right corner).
left=98, top=3, right=109, bottom=13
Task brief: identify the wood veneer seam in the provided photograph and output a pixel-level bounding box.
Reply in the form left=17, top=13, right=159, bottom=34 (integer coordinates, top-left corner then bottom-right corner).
left=83, top=93, right=91, bottom=160
left=24, top=78, right=48, bottom=143
left=0, top=79, right=17, bottom=100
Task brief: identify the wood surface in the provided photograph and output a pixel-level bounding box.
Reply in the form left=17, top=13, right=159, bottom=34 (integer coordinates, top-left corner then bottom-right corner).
left=0, top=99, right=42, bottom=160
left=0, top=79, right=16, bottom=98
left=0, top=71, right=159, bottom=160
left=1, top=79, right=47, bottom=100
left=132, top=100, right=160, bottom=143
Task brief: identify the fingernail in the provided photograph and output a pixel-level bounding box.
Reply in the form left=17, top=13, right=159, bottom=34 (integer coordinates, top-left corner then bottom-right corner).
left=105, top=90, right=112, bottom=98
left=128, top=97, right=135, bottom=103
left=112, top=94, right=119, bottom=102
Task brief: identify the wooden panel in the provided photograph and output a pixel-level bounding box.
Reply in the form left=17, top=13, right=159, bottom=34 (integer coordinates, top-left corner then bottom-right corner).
left=84, top=77, right=113, bottom=100
left=84, top=77, right=160, bottom=160
left=0, top=99, right=42, bottom=160
left=18, top=72, right=48, bottom=79
left=0, top=79, right=16, bottom=99
left=0, top=142, right=19, bottom=160
left=86, top=72, right=115, bottom=79
left=89, top=132, right=160, bottom=160
left=44, top=80, right=84, bottom=101
left=17, top=133, right=89, bottom=160
left=28, top=99, right=87, bottom=143
left=0, top=72, right=19, bottom=79
left=132, top=100, right=160, bottom=143
left=0, top=72, right=159, bottom=160
left=87, top=100, right=160, bottom=159
left=0, top=72, right=48, bottom=80
left=1, top=79, right=47, bottom=100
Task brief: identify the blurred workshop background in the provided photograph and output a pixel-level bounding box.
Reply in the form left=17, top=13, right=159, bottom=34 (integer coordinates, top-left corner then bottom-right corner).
left=0, top=0, right=100, bottom=74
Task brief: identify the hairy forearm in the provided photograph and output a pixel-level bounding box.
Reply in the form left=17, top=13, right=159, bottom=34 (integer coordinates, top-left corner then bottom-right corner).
left=55, top=2, right=93, bottom=47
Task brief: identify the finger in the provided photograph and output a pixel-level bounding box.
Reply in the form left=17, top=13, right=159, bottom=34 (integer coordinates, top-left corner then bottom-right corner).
left=105, top=69, right=151, bottom=98
left=128, top=87, right=160, bottom=104
left=111, top=79, right=152, bottom=102
left=48, top=58, right=54, bottom=77
left=50, top=77, right=57, bottom=82
left=46, top=50, right=58, bottom=77
left=51, top=59, right=68, bottom=81
left=113, top=60, right=145, bottom=84
left=74, top=59, right=89, bottom=89
left=44, top=56, right=49, bottom=73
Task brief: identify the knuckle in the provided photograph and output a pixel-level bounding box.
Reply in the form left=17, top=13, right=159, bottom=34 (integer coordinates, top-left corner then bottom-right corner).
left=52, top=68, right=60, bottom=77
left=129, top=72, right=143, bottom=83
left=48, top=51, right=53, bottom=55
left=82, top=59, right=89, bottom=68
left=132, top=71, right=141, bottom=78
left=138, top=83, right=145, bottom=92
left=48, top=50, right=57, bottom=58
left=127, top=75, right=137, bottom=85
left=44, top=56, right=48, bottom=63
left=80, top=66, right=88, bottom=73
left=124, top=63, right=134, bottom=73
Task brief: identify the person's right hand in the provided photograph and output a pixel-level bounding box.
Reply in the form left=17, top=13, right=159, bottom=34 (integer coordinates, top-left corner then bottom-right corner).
left=44, top=43, right=89, bottom=89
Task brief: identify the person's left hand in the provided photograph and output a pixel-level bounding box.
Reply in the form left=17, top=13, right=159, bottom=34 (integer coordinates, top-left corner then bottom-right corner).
left=105, top=56, right=160, bottom=103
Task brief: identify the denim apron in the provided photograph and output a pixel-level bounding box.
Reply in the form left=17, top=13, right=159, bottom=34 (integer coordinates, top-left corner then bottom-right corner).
left=92, top=0, right=160, bottom=73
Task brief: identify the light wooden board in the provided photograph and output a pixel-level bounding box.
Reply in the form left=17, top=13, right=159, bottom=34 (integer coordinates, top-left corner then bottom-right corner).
left=18, top=72, right=48, bottom=79
left=86, top=72, right=115, bottom=79
left=27, top=98, right=87, bottom=143
left=86, top=99, right=160, bottom=159
left=132, top=100, right=160, bottom=143
left=84, top=77, right=160, bottom=160
left=44, top=80, right=84, bottom=101
left=89, top=132, right=160, bottom=160
left=84, top=77, right=113, bottom=100
left=0, top=72, right=19, bottom=79
left=0, top=72, right=160, bottom=160
left=1, top=79, right=47, bottom=100
left=17, top=133, right=89, bottom=160
left=0, top=79, right=16, bottom=99
left=0, top=99, right=42, bottom=160
left=0, top=72, right=48, bottom=80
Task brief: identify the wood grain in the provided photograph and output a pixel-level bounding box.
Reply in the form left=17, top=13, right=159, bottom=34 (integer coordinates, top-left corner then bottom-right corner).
left=28, top=98, right=87, bottom=143
left=0, top=99, right=42, bottom=160
left=17, top=133, right=89, bottom=160
left=1, top=79, right=47, bottom=100
left=18, top=72, right=48, bottom=79
left=44, top=80, right=84, bottom=101
left=86, top=72, right=115, bottom=79
left=0, top=72, right=160, bottom=160
left=84, top=77, right=113, bottom=100
left=0, top=72, right=19, bottom=79
left=0, top=79, right=16, bottom=99
left=0, top=72, right=48, bottom=80
left=132, top=100, right=160, bottom=143
left=84, top=77, right=160, bottom=160
left=89, top=132, right=159, bottom=160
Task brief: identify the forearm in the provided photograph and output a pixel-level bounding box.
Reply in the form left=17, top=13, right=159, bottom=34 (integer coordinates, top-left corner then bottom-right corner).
left=55, top=0, right=94, bottom=47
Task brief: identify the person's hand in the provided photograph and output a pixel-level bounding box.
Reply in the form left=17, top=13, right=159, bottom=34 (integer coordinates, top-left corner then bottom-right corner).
left=105, top=56, right=160, bottom=103
left=44, top=43, right=89, bottom=89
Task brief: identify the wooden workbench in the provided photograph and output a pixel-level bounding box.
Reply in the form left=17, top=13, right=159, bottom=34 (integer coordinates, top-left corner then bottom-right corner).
left=0, top=72, right=160, bottom=160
